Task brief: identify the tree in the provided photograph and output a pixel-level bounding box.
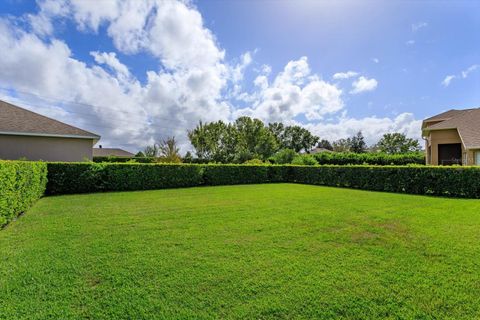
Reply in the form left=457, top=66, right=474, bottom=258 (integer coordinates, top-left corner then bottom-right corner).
left=377, top=133, right=421, bottom=154
left=183, top=151, right=193, bottom=163
left=234, top=117, right=278, bottom=162
left=332, top=138, right=350, bottom=152
left=271, top=149, right=297, bottom=164
left=349, top=131, right=367, bottom=153
left=268, top=123, right=319, bottom=153
left=187, top=120, right=236, bottom=163
left=135, top=151, right=145, bottom=157
left=188, top=117, right=277, bottom=163
left=143, top=144, right=159, bottom=157
left=317, top=139, right=333, bottom=151
left=158, top=136, right=181, bottom=163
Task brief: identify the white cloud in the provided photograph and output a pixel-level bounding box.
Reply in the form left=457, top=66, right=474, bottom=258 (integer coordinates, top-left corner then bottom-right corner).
left=0, top=0, right=422, bottom=153
left=405, top=40, right=415, bottom=46
left=411, top=22, right=428, bottom=32
left=372, top=58, right=379, bottom=64
left=461, top=64, right=479, bottom=78
left=350, top=76, right=378, bottom=94
left=234, top=57, right=344, bottom=123
left=305, top=113, right=422, bottom=146
left=332, top=71, right=358, bottom=80
left=0, top=0, right=231, bottom=152
left=90, top=51, right=129, bottom=77
left=441, top=64, right=479, bottom=87
left=441, top=75, right=456, bottom=87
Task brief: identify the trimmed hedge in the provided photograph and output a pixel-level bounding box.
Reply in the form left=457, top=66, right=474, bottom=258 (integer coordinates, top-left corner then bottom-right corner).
left=290, top=165, right=480, bottom=198
left=0, top=161, right=47, bottom=227
left=46, top=162, right=480, bottom=198
left=46, top=163, right=204, bottom=195
left=313, top=152, right=425, bottom=165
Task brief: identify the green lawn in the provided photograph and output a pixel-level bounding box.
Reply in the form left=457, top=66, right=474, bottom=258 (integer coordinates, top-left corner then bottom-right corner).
left=1, top=184, right=480, bottom=319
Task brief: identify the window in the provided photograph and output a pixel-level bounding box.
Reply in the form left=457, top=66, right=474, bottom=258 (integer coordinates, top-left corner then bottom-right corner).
left=476, top=151, right=480, bottom=166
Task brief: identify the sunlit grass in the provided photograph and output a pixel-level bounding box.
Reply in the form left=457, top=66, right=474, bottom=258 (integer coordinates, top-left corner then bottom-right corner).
left=1, top=184, right=480, bottom=319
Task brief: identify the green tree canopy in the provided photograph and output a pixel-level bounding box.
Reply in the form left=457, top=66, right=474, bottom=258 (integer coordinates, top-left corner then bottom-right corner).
left=377, top=133, right=421, bottom=154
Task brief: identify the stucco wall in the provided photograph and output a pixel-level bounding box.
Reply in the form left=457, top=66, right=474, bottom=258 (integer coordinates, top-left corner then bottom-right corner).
left=426, top=129, right=463, bottom=165
left=0, top=135, right=94, bottom=162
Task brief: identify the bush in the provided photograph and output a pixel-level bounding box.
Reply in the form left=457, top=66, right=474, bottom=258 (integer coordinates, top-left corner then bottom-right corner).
left=291, top=155, right=318, bottom=166
left=312, top=152, right=425, bottom=165
left=45, top=162, right=480, bottom=198
left=0, top=161, right=47, bottom=227
left=290, top=165, right=480, bottom=198
left=244, top=159, right=264, bottom=165
left=46, top=163, right=204, bottom=195
left=270, top=149, right=297, bottom=164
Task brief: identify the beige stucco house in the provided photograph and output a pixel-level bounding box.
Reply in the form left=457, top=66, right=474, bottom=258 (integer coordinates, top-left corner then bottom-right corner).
left=422, top=108, right=480, bottom=166
left=0, top=100, right=100, bottom=162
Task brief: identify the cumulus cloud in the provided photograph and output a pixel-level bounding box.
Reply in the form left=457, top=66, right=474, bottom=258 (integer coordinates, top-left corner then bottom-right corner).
left=305, top=113, right=422, bottom=145
left=350, top=76, right=378, bottom=94
left=0, top=0, right=231, bottom=151
left=0, top=0, right=421, bottom=152
left=332, top=71, right=358, bottom=80
left=234, top=57, right=344, bottom=123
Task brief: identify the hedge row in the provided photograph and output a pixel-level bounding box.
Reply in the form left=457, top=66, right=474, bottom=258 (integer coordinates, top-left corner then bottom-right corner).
left=290, top=165, right=480, bottom=198
left=0, top=161, right=47, bottom=227
left=46, top=162, right=480, bottom=198
left=313, top=152, right=425, bottom=165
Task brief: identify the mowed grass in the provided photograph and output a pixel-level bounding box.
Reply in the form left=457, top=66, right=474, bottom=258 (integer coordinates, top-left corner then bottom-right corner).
left=1, top=184, right=480, bottom=319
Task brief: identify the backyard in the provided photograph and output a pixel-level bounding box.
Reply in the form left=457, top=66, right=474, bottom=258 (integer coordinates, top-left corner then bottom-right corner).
left=1, top=183, right=480, bottom=319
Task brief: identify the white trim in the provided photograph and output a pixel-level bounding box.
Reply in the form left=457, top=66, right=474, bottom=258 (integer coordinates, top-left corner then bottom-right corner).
left=0, top=131, right=100, bottom=140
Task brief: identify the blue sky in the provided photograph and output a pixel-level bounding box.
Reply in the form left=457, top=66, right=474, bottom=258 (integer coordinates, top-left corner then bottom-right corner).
left=0, top=0, right=478, bottom=152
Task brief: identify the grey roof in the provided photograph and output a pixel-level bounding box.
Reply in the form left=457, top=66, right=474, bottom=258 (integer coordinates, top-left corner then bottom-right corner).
left=424, top=108, right=480, bottom=149
left=93, top=148, right=135, bottom=158
left=0, top=99, right=100, bottom=139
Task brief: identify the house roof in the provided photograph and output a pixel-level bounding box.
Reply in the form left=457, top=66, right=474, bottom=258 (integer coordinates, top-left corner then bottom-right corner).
left=93, top=148, right=135, bottom=158
left=423, top=109, right=470, bottom=123
left=0, top=99, right=100, bottom=140
left=423, top=108, right=480, bottom=149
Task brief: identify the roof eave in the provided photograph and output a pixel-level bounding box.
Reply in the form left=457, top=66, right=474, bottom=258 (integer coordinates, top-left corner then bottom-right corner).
left=0, top=131, right=100, bottom=140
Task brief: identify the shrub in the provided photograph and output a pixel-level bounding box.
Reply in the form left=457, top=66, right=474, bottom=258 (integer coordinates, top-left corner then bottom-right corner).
left=46, top=163, right=204, bottom=195
left=312, top=152, right=425, bottom=165
left=244, top=159, right=264, bottom=165
left=291, top=155, right=318, bottom=166
left=45, top=162, right=480, bottom=198
left=270, top=149, right=297, bottom=164
left=0, top=161, right=47, bottom=227
left=290, top=165, right=480, bottom=198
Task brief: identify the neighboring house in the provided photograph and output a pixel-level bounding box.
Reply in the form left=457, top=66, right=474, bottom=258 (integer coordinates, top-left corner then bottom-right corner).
left=308, top=147, right=333, bottom=154
left=0, top=100, right=100, bottom=162
left=93, top=146, right=135, bottom=158
left=422, top=108, right=480, bottom=165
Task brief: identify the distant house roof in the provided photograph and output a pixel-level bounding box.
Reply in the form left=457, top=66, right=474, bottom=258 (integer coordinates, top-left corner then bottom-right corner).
left=309, top=147, right=333, bottom=154
left=0, top=99, right=100, bottom=140
left=423, top=108, right=480, bottom=149
left=93, top=147, right=135, bottom=158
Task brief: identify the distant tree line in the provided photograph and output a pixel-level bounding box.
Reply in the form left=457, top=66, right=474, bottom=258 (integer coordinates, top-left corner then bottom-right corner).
left=133, top=116, right=421, bottom=164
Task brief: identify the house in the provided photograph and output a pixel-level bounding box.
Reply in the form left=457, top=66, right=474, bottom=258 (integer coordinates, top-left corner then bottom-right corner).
left=0, top=99, right=100, bottom=162
left=93, top=146, right=135, bottom=158
left=308, top=147, right=333, bottom=154
left=422, top=108, right=480, bottom=165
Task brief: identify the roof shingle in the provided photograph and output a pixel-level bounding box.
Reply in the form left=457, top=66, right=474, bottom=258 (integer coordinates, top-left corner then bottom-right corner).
left=424, top=108, right=480, bottom=149
left=0, top=99, right=100, bottom=139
